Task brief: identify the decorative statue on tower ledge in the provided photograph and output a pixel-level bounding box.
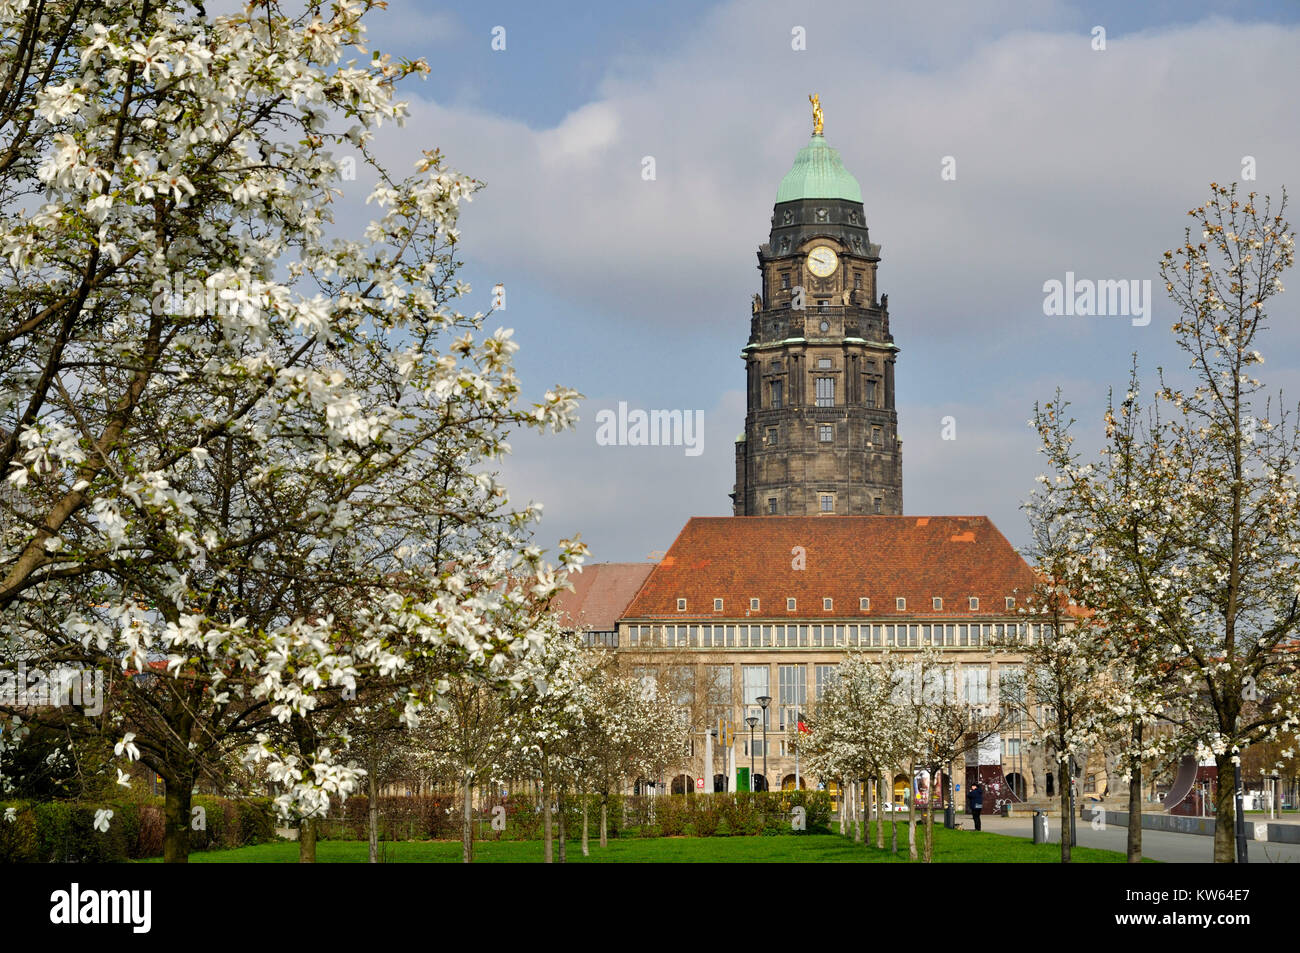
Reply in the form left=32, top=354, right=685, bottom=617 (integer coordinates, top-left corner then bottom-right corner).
left=752, top=293, right=763, bottom=314
left=809, top=93, right=823, bottom=135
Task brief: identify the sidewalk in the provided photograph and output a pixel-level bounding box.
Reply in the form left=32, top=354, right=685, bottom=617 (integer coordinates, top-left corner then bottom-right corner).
left=975, top=814, right=1300, bottom=863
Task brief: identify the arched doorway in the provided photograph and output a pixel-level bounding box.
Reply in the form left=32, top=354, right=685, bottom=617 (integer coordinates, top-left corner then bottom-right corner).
left=781, top=774, right=806, bottom=791
left=753, top=773, right=769, bottom=792
left=1006, top=772, right=1027, bottom=800
left=670, top=773, right=695, bottom=795
left=713, top=773, right=727, bottom=793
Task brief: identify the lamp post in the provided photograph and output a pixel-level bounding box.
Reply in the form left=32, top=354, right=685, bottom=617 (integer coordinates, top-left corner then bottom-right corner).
left=709, top=727, right=718, bottom=793
left=793, top=709, right=801, bottom=791
left=757, top=695, right=771, bottom=792
left=745, top=716, right=759, bottom=791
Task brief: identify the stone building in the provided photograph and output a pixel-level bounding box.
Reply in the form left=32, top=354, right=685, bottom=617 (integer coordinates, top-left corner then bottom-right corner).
left=558, top=515, right=1049, bottom=807
left=732, top=120, right=902, bottom=516
left=553, top=103, right=1092, bottom=807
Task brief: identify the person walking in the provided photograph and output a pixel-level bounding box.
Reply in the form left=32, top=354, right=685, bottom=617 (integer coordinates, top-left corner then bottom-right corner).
left=967, top=781, right=984, bottom=831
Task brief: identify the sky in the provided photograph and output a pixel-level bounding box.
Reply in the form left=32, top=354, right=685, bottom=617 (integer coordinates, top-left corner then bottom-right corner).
left=331, top=0, right=1300, bottom=564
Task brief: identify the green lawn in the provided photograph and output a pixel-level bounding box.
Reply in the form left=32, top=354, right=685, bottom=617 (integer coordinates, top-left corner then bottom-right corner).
left=143, top=824, right=1147, bottom=863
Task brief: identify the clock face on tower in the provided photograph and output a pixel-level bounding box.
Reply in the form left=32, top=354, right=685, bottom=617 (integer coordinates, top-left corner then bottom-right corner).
left=807, top=245, right=838, bottom=277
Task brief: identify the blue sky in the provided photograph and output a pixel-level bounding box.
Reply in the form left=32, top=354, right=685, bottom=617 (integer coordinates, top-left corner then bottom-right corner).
left=348, top=1, right=1300, bottom=564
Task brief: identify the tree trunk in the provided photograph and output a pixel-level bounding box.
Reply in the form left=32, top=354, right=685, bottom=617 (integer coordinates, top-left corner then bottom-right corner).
left=890, top=775, right=899, bottom=855
left=600, top=793, right=609, bottom=848
left=582, top=794, right=590, bottom=857
left=557, top=788, right=567, bottom=864
left=293, top=715, right=319, bottom=863
left=368, top=759, right=379, bottom=864
left=299, top=815, right=317, bottom=863
left=1059, top=755, right=1072, bottom=864
left=875, top=776, right=885, bottom=849
left=907, top=761, right=918, bottom=860
left=162, top=775, right=193, bottom=864
left=1126, top=720, right=1142, bottom=864
left=461, top=771, right=474, bottom=863
left=854, top=781, right=862, bottom=843
left=543, top=778, right=553, bottom=864
left=924, top=765, right=935, bottom=863
left=1213, top=752, right=1237, bottom=863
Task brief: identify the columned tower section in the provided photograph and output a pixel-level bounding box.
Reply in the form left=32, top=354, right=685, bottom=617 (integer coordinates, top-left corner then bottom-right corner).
left=731, top=109, right=902, bottom=516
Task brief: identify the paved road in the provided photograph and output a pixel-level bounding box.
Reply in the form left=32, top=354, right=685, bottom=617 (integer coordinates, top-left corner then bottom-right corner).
left=977, top=814, right=1300, bottom=863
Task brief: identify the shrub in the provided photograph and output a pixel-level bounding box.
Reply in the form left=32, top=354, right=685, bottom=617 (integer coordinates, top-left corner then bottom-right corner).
left=1, top=795, right=277, bottom=861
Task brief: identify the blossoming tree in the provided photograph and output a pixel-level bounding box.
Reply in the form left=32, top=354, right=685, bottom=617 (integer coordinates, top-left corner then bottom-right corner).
left=0, top=0, right=583, bottom=861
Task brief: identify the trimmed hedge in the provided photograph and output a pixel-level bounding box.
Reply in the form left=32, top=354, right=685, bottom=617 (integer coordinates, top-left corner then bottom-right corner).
left=0, top=795, right=277, bottom=862
left=318, top=791, right=832, bottom=843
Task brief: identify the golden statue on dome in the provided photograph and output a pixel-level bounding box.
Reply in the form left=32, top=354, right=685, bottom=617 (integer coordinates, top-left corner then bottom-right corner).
left=809, top=93, right=824, bottom=135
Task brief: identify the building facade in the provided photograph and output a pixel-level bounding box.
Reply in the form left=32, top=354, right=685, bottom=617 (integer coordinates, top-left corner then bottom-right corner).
left=612, top=515, right=1046, bottom=805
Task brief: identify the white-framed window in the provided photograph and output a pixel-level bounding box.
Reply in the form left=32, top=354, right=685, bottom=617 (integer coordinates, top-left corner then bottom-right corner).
left=859, top=597, right=870, bottom=610
left=815, top=377, right=835, bottom=407
left=962, top=666, right=990, bottom=704
left=778, top=663, right=807, bottom=729
left=677, top=598, right=686, bottom=611
left=750, top=597, right=760, bottom=611
left=817, top=358, right=832, bottom=369
left=969, top=596, right=979, bottom=611
left=815, top=664, right=839, bottom=700
left=820, top=493, right=834, bottom=512
left=786, top=597, right=796, bottom=611
left=819, top=424, right=833, bottom=442
left=896, top=597, right=906, bottom=611
left=932, top=597, right=943, bottom=611
left=713, top=598, right=723, bottom=612
left=823, top=597, right=833, bottom=611
left=1005, top=596, right=1016, bottom=609
left=743, top=665, right=770, bottom=729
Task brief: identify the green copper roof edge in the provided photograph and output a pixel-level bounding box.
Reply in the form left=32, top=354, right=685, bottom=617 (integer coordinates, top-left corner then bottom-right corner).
left=775, top=133, right=863, bottom=204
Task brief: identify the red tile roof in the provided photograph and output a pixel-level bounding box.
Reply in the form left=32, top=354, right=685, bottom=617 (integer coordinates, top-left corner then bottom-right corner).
left=553, top=562, right=655, bottom=631
left=623, top=516, right=1036, bottom=620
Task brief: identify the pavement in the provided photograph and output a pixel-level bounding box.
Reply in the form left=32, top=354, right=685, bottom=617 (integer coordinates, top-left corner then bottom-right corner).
left=975, top=814, right=1300, bottom=863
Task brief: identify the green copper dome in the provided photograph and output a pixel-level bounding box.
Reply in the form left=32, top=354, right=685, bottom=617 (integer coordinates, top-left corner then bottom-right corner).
left=775, top=133, right=862, bottom=204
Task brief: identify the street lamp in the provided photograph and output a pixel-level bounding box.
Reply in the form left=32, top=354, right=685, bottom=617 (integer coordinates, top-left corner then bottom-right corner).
left=757, top=695, right=771, bottom=792
left=709, top=727, right=718, bottom=792
left=745, top=716, right=759, bottom=791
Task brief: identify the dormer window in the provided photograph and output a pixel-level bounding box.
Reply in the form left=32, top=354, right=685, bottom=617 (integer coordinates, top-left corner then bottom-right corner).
left=750, top=598, right=760, bottom=611
left=859, top=597, right=870, bottom=611
left=714, top=598, right=724, bottom=612
left=932, top=597, right=943, bottom=611
left=677, top=598, right=687, bottom=612
left=823, top=598, right=833, bottom=611
left=786, top=598, right=796, bottom=611
left=1006, top=597, right=1016, bottom=610
left=896, top=597, right=906, bottom=611
left=969, top=597, right=979, bottom=611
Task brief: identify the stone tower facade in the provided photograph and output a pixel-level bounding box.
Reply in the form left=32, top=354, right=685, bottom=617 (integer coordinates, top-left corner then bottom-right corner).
left=731, top=128, right=903, bottom=516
